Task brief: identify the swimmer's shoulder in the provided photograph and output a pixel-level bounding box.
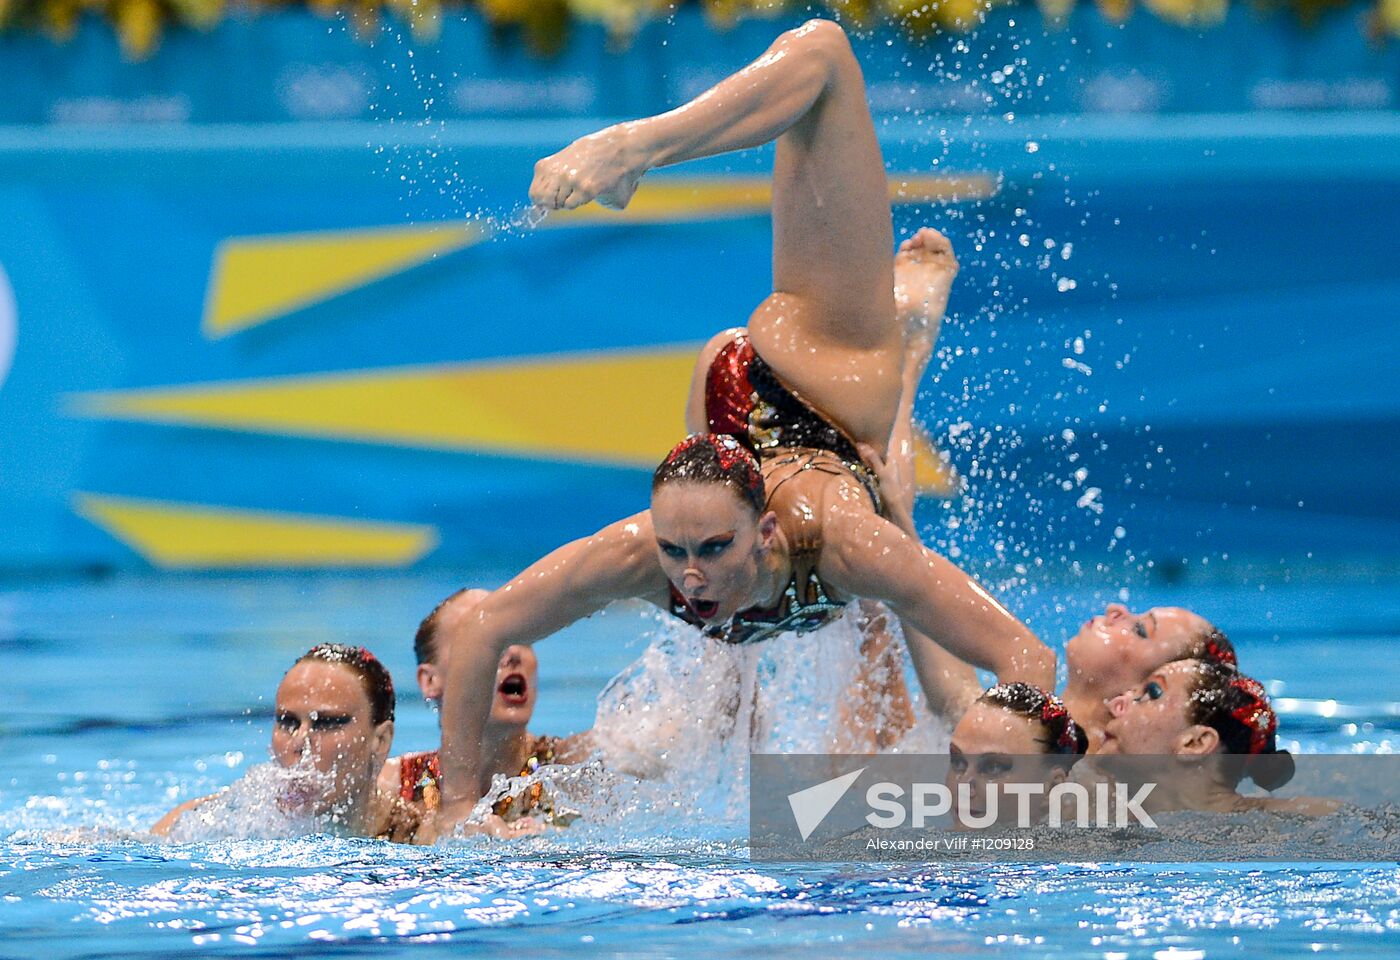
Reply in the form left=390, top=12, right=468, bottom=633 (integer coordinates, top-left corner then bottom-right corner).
left=377, top=756, right=403, bottom=799
left=150, top=793, right=216, bottom=838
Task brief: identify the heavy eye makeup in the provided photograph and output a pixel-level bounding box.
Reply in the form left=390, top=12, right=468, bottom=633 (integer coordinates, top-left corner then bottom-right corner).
left=698, top=535, right=734, bottom=557
left=1135, top=679, right=1165, bottom=703
left=277, top=711, right=354, bottom=731
left=656, top=534, right=735, bottom=560
left=310, top=713, right=353, bottom=731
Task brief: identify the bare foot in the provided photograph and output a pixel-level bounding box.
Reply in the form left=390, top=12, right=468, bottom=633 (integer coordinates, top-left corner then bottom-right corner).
left=893, top=226, right=960, bottom=356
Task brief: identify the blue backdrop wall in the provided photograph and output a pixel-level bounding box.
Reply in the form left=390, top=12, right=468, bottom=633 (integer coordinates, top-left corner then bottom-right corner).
left=0, top=12, right=1397, bottom=576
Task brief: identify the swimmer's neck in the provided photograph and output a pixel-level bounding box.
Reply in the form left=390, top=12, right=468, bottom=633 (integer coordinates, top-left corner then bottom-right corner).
left=1135, top=762, right=1245, bottom=813
left=1064, top=680, right=1108, bottom=750
left=747, top=528, right=792, bottom=613
left=1063, top=674, right=1126, bottom=750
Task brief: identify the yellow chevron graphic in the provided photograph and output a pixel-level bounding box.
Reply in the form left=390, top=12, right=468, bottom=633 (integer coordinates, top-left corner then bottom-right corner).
left=913, top=430, right=959, bottom=499
left=72, top=493, right=438, bottom=569
left=204, top=221, right=489, bottom=339
left=68, top=347, right=698, bottom=467
left=204, top=174, right=997, bottom=339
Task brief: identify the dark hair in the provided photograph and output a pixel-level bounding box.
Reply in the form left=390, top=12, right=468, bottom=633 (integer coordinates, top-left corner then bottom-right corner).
left=979, top=682, right=1088, bottom=757
left=652, top=433, right=765, bottom=515
left=1182, top=623, right=1237, bottom=669
left=296, top=644, right=395, bottom=727
left=1185, top=658, right=1293, bottom=790
left=414, top=587, right=476, bottom=665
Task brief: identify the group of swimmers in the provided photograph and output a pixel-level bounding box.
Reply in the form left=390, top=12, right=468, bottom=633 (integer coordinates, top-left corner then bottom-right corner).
left=153, top=18, right=1308, bottom=843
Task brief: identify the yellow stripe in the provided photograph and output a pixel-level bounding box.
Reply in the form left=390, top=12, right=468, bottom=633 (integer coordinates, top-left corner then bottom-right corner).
left=73, top=493, right=438, bottom=569
left=68, top=346, right=698, bottom=467
left=203, top=222, right=488, bottom=339
left=202, top=173, right=997, bottom=338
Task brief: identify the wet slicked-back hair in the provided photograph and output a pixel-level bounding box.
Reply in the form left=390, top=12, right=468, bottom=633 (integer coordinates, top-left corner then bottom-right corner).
left=652, top=433, right=765, bottom=515
left=296, top=643, right=395, bottom=726
left=1183, top=658, right=1293, bottom=790
left=978, top=682, right=1088, bottom=757
left=414, top=587, right=475, bottom=666
left=1183, top=623, right=1237, bottom=669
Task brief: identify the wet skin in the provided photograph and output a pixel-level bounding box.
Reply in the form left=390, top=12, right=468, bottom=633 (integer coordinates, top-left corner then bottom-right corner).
left=948, top=701, right=1068, bottom=824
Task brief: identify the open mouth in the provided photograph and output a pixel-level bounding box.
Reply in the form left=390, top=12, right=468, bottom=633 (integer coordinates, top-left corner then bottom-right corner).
left=686, top=597, right=720, bottom=620
left=497, top=673, right=529, bottom=705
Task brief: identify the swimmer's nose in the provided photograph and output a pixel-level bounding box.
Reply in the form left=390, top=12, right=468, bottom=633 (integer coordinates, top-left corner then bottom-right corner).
left=1105, top=603, right=1129, bottom=621
left=1108, top=691, right=1131, bottom=716
left=682, top=567, right=706, bottom=590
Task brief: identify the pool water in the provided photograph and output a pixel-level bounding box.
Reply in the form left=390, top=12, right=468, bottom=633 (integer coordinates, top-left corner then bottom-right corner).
left=2, top=571, right=1398, bottom=957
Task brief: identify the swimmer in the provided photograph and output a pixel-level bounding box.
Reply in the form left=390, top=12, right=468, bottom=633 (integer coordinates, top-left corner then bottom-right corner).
left=153, top=644, right=398, bottom=839
left=382, top=588, right=590, bottom=825
left=1097, top=658, right=1335, bottom=815
left=1064, top=603, right=1238, bottom=751
left=436, top=20, right=1054, bottom=825
left=152, top=644, right=530, bottom=842
left=947, top=683, right=1087, bottom=826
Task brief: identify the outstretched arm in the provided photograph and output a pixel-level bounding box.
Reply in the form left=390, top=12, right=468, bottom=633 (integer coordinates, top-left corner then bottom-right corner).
left=435, top=513, right=667, bottom=826
left=821, top=507, right=1056, bottom=693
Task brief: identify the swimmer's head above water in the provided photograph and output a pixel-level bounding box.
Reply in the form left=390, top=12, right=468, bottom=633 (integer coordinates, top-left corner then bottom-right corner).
left=415, top=588, right=538, bottom=724
left=951, top=683, right=1087, bottom=766
left=948, top=684, right=1087, bottom=824
left=1100, top=657, right=1293, bottom=789
left=650, top=433, right=776, bottom=625
left=271, top=644, right=396, bottom=819
left=1066, top=603, right=1236, bottom=697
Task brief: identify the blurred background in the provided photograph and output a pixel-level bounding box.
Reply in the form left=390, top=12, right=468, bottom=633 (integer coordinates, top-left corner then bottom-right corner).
left=0, top=0, right=1396, bottom=586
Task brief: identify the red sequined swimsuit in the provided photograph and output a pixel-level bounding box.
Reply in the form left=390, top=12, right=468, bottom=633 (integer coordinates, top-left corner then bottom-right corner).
left=397, top=740, right=562, bottom=821
left=704, top=335, right=882, bottom=513
left=667, top=334, right=881, bottom=645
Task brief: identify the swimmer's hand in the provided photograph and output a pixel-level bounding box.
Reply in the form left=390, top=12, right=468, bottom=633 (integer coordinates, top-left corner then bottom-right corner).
left=529, top=124, right=646, bottom=212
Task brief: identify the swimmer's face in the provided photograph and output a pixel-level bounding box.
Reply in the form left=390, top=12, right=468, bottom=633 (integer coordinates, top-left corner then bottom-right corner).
left=948, top=701, right=1065, bottom=825
left=1100, top=660, right=1213, bottom=755
left=1066, top=604, right=1210, bottom=690
left=651, top=482, right=778, bottom=625
left=489, top=644, right=538, bottom=727
left=271, top=661, right=392, bottom=817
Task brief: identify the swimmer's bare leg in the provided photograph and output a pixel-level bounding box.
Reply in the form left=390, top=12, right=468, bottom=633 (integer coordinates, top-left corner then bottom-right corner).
left=531, top=20, right=900, bottom=445
left=856, top=228, right=979, bottom=723
left=886, top=226, right=961, bottom=501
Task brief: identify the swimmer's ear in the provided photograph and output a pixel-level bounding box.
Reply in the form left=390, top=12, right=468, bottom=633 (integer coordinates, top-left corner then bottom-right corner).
left=756, top=511, right=780, bottom=552
left=417, top=663, right=444, bottom=703
left=1177, top=724, right=1219, bottom=756
left=370, top=720, right=394, bottom=766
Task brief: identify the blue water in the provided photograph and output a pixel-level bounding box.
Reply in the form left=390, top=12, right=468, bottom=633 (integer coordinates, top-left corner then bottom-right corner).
left=2, top=571, right=1399, bottom=957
